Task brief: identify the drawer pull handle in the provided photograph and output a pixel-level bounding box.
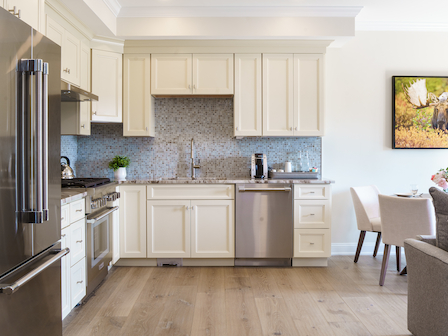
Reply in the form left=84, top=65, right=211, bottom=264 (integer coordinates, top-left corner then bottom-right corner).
left=309, top=192, right=315, bottom=194
left=310, top=242, right=315, bottom=245
left=76, top=240, right=83, bottom=243
left=77, top=280, right=83, bottom=284
left=310, top=214, right=315, bottom=216
left=61, top=234, right=66, bottom=237
left=75, top=209, right=83, bottom=212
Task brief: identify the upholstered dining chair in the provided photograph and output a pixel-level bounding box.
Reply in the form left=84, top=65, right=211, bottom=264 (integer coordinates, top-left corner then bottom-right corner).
left=378, top=194, right=435, bottom=286
left=350, top=186, right=382, bottom=263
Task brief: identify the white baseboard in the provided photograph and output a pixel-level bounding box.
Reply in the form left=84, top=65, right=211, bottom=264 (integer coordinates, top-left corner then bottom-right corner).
left=331, top=242, right=386, bottom=256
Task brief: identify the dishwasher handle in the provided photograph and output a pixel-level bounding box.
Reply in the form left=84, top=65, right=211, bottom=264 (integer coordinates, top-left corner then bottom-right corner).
left=238, top=186, right=291, bottom=192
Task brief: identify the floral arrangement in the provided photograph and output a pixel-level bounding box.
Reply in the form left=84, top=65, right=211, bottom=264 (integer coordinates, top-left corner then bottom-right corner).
left=431, top=168, right=448, bottom=190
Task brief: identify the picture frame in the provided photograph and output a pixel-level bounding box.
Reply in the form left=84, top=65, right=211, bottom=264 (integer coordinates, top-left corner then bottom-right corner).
left=393, top=76, right=448, bottom=149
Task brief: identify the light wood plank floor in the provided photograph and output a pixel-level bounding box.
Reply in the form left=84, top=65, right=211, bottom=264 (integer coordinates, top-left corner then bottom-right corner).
left=63, top=255, right=410, bottom=336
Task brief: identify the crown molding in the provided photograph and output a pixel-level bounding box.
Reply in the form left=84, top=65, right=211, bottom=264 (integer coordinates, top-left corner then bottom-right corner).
left=118, top=6, right=363, bottom=18
left=103, top=0, right=121, bottom=17
left=356, top=21, right=448, bottom=32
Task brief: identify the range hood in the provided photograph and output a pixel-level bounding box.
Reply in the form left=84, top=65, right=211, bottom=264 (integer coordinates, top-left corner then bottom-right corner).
left=61, top=80, right=98, bottom=102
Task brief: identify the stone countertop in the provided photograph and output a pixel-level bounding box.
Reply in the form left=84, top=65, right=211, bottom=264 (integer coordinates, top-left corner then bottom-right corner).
left=61, top=190, right=87, bottom=205
left=115, top=178, right=334, bottom=185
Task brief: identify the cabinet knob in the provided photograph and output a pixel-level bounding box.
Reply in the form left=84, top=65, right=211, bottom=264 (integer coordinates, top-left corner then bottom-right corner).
left=93, top=111, right=97, bottom=115
left=193, top=84, right=196, bottom=90
left=81, top=124, right=85, bottom=128
left=8, top=7, right=20, bottom=18
left=191, top=205, right=195, bottom=210
left=76, top=240, right=83, bottom=243
left=294, top=127, right=298, bottom=131
left=77, top=280, right=84, bottom=284
left=188, top=85, right=191, bottom=89
left=61, top=217, right=64, bottom=220
left=146, top=127, right=148, bottom=131
left=236, top=126, right=239, bottom=131
left=63, top=68, right=70, bottom=74
left=186, top=206, right=189, bottom=210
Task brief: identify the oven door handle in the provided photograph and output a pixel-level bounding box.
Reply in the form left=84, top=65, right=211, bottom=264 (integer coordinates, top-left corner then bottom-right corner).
left=86, top=206, right=119, bottom=224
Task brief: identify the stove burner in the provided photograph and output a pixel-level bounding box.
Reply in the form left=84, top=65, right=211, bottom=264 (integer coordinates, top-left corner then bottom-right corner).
left=61, top=178, right=111, bottom=188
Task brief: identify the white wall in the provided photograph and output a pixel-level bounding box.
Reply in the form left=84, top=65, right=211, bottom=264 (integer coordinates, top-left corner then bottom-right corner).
left=324, top=31, right=448, bottom=255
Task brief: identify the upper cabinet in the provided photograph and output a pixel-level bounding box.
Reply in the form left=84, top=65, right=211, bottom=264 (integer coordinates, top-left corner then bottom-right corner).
left=123, top=54, right=154, bottom=136
left=234, top=54, right=262, bottom=136
left=4, top=0, right=43, bottom=32
left=91, top=50, right=123, bottom=123
left=151, top=54, right=233, bottom=95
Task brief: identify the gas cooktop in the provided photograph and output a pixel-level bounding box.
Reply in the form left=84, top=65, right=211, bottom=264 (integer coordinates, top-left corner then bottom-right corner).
left=61, top=178, right=111, bottom=188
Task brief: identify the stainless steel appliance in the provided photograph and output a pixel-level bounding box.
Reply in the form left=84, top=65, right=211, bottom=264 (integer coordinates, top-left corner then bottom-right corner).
left=0, top=7, right=67, bottom=335
left=235, top=184, right=293, bottom=266
left=251, top=153, right=268, bottom=179
left=61, top=80, right=98, bottom=102
left=61, top=178, right=119, bottom=296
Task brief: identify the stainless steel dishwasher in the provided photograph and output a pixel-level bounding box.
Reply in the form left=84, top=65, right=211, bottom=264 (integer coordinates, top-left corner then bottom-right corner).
left=235, top=183, right=293, bottom=267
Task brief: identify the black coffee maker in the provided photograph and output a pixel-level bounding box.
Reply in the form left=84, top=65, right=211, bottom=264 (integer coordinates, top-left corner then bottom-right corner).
left=251, top=153, right=268, bottom=179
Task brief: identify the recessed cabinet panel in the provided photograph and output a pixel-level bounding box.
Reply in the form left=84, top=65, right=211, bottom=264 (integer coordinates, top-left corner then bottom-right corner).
left=62, top=30, right=80, bottom=86
left=234, top=54, right=262, bottom=136
left=70, top=258, right=86, bottom=309
left=119, top=186, right=147, bottom=258
left=123, top=54, right=155, bottom=136
left=294, top=185, right=329, bottom=200
left=294, top=200, right=330, bottom=229
left=262, top=54, right=294, bottom=136
left=294, top=54, right=324, bottom=136
left=193, top=54, right=234, bottom=94
left=46, top=15, right=63, bottom=46
left=69, top=218, right=86, bottom=267
left=147, top=185, right=234, bottom=200
left=151, top=54, right=192, bottom=95
left=294, top=229, right=330, bottom=258
left=191, top=200, right=234, bottom=258
left=147, top=200, right=191, bottom=258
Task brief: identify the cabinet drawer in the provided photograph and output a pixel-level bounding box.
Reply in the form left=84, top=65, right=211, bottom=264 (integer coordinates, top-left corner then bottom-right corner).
left=294, top=200, right=330, bottom=229
left=69, top=218, right=86, bottom=266
left=70, top=257, right=86, bottom=309
left=70, top=199, right=85, bottom=223
left=61, top=205, right=70, bottom=229
left=294, top=185, right=330, bottom=200
left=147, top=185, right=234, bottom=200
left=294, top=229, right=331, bottom=258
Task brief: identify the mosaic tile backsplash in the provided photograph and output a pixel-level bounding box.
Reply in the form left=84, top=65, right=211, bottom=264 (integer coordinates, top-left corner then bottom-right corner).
left=62, top=98, right=322, bottom=180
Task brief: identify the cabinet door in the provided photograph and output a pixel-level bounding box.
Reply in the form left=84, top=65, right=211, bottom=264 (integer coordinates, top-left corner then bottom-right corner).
left=123, top=54, right=155, bottom=136
left=46, top=15, right=63, bottom=47
left=5, top=0, right=41, bottom=32
left=151, top=54, right=192, bottom=95
left=112, top=188, right=120, bottom=264
left=190, top=200, right=234, bottom=258
left=69, top=218, right=86, bottom=267
left=119, top=186, right=146, bottom=258
left=262, top=54, right=294, bottom=136
left=193, top=54, right=233, bottom=95
left=293, top=54, right=324, bottom=136
left=62, top=30, right=81, bottom=86
left=70, top=258, right=86, bottom=309
left=234, top=54, right=262, bottom=136
left=61, top=227, right=71, bottom=319
left=147, top=200, right=190, bottom=258
left=91, top=50, right=123, bottom=122
left=79, top=42, right=91, bottom=136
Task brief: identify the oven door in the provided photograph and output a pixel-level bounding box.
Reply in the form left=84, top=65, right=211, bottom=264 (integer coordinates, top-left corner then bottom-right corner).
left=86, top=206, right=118, bottom=295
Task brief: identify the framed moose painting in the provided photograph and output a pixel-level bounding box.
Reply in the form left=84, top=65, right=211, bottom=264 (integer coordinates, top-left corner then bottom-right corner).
left=393, top=76, right=448, bottom=149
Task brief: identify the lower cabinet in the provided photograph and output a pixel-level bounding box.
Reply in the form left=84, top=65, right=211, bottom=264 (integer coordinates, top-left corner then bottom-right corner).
left=120, top=185, right=235, bottom=261
left=61, top=201, right=86, bottom=320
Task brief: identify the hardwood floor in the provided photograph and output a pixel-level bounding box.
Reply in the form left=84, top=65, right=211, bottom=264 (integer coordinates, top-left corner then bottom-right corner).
left=63, top=255, right=410, bottom=336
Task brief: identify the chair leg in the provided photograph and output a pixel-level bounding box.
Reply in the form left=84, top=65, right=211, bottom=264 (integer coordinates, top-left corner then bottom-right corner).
left=379, top=244, right=391, bottom=286
left=354, top=231, right=366, bottom=263
left=399, top=266, right=407, bottom=275
left=373, top=232, right=381, bottom=257
left=396, top=246, right=401, bottom=272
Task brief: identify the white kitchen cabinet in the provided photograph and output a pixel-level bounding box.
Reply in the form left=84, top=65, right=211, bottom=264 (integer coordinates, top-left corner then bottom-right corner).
left=123, top=54, right=155, bottom=136
left=119, top=185, right=146, bottom=258
left=234, top=54, right=262, bottom=136
left=70, top=258, right=86, bottom=309
left=91, top=49, right=123, bottom=123
left=4, top=0, right=42, bottom=32
left=60, top=227, right=70, bottom=319
left=190, top=200, right=234, bottom=258
left=293, top=184, right=331, bottom=261
left=69, top=218, right=86, bottom=266
left=151, top=54, right=233, bottom=95
left=112, top=187, right=120, bottom=264
left=293, top=54, right=324, bottom=136
left=147, top=200, right=191, bottom=258
left=262, top=54, right=294, bottom=136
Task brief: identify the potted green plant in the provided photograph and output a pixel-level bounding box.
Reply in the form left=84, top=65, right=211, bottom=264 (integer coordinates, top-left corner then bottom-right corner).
left=108, top=155, right=130, bottom=181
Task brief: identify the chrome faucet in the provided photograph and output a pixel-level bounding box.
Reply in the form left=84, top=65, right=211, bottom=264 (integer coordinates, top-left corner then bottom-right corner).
left=190, top=138, right=201, bottom=179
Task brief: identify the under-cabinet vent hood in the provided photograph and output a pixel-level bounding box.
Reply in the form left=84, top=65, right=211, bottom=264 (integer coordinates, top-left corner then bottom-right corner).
left=61, top=80, right=98, bottom=102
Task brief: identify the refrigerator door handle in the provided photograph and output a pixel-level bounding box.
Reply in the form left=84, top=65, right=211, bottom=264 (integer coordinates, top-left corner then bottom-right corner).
left=0, top=248, right=69, bottom=295
left=17, top=59, right=49, bottom=223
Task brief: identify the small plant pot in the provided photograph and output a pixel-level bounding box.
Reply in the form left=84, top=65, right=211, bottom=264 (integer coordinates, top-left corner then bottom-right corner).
left=114, top=167, right=127, bottom=181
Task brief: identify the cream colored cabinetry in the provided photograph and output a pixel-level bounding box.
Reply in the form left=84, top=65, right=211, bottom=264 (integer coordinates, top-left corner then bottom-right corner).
left=263, top=54, right=294, bottom=136
left=293, top=185, right=331, bottom=264
left=60, top=199, right=86, bottom=320
left=234, top=54, right=262, bottom=136
left=146, top=185, right=235, bottom=259
left=112, top=186, right=120, bottom=264
left=91, top=50, right=123, bottom=123
left=119, top=185, right=147, bottom=258
left=151, top=54, right=233, bottom=95
left=4, top=0, right=42, bottom=32
left=123, top=54, right=155, bottom=136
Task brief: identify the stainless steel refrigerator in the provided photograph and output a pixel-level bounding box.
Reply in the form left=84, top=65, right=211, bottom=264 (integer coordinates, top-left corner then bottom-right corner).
left=0, top=8, right=67, bottom=335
